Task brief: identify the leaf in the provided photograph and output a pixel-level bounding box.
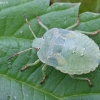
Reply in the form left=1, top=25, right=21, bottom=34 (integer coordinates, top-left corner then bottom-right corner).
left=0, top=0, right=100, bottom=100
left=52, top=0, right=98, bottom=13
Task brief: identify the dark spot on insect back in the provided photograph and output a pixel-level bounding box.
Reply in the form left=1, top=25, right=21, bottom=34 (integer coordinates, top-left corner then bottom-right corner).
left=52, top=44, right=62, bottom=53
left=47, top=57, right=58, bottom=67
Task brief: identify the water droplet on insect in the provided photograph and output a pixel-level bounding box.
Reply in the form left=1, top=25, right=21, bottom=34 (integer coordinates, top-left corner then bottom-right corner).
left=80, top=48, right=85, bottom=57
left=72, top=45, right=77, bottom=54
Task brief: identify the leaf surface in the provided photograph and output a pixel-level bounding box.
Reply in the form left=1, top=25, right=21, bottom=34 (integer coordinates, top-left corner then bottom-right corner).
left=0, top=0, right=100, bottom=100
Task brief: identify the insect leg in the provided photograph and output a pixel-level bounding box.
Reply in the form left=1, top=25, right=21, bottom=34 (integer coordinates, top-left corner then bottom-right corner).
left=7, top=48, right=33, bottom=60
left=75, top=30, right=100, bottom=35
left=70, top=75, right=93, bottom=87
left=66, top=16, right=80, bottom=30
left=24, top=14, right=37, bottom=38
left=36, top=16, right=49, bottom=31
left=40, top=64, right=47, bottom=84
left=21, top=59, right=40, bottom=71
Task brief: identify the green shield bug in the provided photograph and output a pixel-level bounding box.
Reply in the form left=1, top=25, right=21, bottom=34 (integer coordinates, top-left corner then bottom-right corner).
left=8, top=15, right=100, bottom=87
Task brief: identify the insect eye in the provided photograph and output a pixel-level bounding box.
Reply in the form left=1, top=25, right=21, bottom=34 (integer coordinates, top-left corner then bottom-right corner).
left=36, top=48, right=40, bottom=51
left=40, top=36, right=44, bottom=39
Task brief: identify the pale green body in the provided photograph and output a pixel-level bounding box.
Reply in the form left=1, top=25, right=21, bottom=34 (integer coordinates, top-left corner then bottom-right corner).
left=18, top=15, right=100, bottom=85
left=32, top=28, right=100, bottom=75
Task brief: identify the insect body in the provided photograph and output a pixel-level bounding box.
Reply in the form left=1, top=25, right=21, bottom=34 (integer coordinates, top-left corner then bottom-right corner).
left=36, top=28, right=100, bottom=75
left=8, top=15, right=100, bottom=86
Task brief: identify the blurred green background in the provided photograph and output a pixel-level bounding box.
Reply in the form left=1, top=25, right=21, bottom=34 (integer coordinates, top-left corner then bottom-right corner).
left=50, top=0, right=100, bottom=13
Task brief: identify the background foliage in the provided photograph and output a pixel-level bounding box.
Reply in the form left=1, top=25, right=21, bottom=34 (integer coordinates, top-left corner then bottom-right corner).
left=0, top=0, right=100, bottom=100
left=51, top=0, right=100, bottom=13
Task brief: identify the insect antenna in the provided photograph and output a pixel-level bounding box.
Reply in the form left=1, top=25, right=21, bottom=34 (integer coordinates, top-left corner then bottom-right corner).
left=24, top=14, right=37, bottom=38
left=7, top=48, right=33, bottom=60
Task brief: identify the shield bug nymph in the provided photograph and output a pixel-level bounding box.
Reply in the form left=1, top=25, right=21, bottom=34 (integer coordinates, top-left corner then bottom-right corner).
left=8, top=15, right=100, bottom=86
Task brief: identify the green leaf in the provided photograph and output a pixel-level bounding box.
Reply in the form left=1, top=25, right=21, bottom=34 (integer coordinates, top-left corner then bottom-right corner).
left=52, top=0, right=98, bottom=13
left=0, top=0, right=100, bottom=100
